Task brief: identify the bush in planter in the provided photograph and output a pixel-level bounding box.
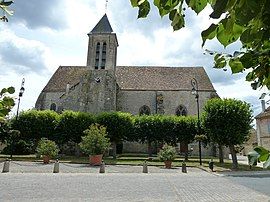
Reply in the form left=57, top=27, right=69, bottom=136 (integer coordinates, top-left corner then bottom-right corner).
left=79, top=124, right=110, bottom=165
left=36, top=138, right=59, bottom=163
left=158, top=144, right=177, bottom=168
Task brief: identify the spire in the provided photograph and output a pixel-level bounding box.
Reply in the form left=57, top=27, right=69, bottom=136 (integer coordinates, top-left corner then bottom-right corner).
left=90, top=14, right=113, bottom=34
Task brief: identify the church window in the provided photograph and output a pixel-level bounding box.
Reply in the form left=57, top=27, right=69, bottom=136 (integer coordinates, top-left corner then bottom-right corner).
left=95, top=42, right=100, bottom=69
left=176, top=105, right=187, bottom=116
left=50, top=103, right=57, bottom=111
left=139, top=105, right=151, bottom=115
left=101, top=42, right=107, bottom=69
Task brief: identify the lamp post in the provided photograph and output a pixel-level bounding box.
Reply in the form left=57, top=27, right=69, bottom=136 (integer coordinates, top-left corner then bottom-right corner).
left=15, top=78, right=25, bottom=120
left=191, top=78, right=202, bottom=165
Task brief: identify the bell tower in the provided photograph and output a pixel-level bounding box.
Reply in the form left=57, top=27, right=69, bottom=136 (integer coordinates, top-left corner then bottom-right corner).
left=86, top=14, right=118, bottom=72
left=77, top=14, right=118, bottom=114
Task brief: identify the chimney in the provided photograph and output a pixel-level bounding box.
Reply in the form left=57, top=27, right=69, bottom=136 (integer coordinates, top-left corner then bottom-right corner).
left=261, top=99, right=266, bottom=112
left=66, top=83, right=70, bottom=95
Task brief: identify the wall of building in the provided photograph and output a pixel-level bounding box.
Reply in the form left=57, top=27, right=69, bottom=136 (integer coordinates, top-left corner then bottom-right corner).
left=117, top=90, right=213, bottom=115
left=257, top=118, right=270, bottom=150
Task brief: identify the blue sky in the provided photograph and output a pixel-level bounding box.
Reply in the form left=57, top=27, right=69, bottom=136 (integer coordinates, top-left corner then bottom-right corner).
left=0, top=0, right=269, bottom=118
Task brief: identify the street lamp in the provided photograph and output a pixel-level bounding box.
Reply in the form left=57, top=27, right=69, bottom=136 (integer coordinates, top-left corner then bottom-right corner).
left=191, top=78, right=202, bottom=165
left=16, top=78, right=25, bottom=120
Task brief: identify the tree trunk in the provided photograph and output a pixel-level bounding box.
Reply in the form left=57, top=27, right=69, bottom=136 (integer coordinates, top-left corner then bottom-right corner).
left=229, top=145, right=238, bottom=170
left=112, top=141, right=117, bottom=159
left=218, top=145, right=224, bottom=164
left=147, top=141, right=152, bottom=157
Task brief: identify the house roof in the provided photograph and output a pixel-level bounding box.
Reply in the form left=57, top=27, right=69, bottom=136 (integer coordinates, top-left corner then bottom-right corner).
left=89, top=14, right=113, bottom=34
left=255, top=106, right=270, bottom=119
left=41, top=66, right=215, bottom=93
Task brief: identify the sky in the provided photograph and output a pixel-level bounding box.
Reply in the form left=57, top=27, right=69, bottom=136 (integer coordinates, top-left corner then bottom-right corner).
left=0, top=0, right=269, bottom=120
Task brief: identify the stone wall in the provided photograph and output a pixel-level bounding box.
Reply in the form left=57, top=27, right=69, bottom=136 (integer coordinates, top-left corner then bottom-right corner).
left=256, top=118, right=270, bottom=150
left=117, top=90, right=213, bottom=115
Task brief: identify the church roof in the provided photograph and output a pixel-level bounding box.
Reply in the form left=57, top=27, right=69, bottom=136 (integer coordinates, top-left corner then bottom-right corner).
left=41, top=66, right=215, bottom=93
left=90, top=14, right=113, bottom=34
left=42, top=66, right=88, bottom=92
left=116, top=66, right=215, bottom=91
left=255, top=106, right=270, bottom=119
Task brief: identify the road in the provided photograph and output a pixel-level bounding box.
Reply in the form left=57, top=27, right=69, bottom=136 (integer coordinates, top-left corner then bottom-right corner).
left=0, top=162, right=269, bottom=202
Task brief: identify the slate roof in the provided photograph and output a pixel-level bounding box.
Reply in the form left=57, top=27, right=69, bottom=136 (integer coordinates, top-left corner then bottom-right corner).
left=42, top=66, right=88, bottom=92
left=255, top=106, right=270, bottom=119
left=90, top=14, right=113, bottom=34
left=41, top=66, right=215, bottom=93
left=116, top=66, right=215, bottom=91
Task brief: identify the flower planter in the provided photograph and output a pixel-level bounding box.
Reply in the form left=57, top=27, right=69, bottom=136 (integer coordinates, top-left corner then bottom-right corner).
left=164, top=160, right=172, bottom=169
left=89, top=154, right=103, bottom=166
left=43, top=155, right=50, bottom=164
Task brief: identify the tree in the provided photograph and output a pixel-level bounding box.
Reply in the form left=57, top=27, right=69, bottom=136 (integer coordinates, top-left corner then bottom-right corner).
left=0, top=87, right=15, bottom=122
left=0, top=0, right=13, bottom=22
left=96, top=112, right=133, bottom=158
left=130, top=0, right=270, bottom=90
left=203, top=98, right=253, bottom=169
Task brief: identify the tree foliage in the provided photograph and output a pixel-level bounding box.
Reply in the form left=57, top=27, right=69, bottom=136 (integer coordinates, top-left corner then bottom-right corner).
left=0, top=0, right=13, bottom=22
left=56, top=110, right=95, bottom=144
left=203, top=98, right=253, bottom=168
left=130, top=0, right=270, bottom=89
left=0, top=87, right=15, bottom=122
left=248, top=146, right=270, bottom=169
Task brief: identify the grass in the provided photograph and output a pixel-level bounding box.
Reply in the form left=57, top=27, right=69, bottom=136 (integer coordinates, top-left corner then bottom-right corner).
left=0, top=154, right=269, bottom=172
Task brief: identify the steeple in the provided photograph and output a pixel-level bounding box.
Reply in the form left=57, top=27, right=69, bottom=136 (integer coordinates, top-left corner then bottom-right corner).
left=86, top=14, right=118, bottom=71
left=90, top=14, right=113, bottom=34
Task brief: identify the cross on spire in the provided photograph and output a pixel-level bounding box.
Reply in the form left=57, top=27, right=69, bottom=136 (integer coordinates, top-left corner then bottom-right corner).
left=105, top=0, right=108, bottom=13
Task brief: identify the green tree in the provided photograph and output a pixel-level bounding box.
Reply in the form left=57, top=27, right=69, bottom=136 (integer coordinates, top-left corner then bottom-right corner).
left=133, top=115, right=164, bottom=156
left=96, top=112, right=133, bottom=158
left=56, top=110, right=95, bottom=144
left=203, top=98, right=253, bottom=169
left=130, top=0, right=270, bottom=89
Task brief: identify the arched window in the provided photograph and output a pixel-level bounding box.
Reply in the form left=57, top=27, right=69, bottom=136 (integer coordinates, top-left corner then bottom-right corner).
left=175, top=105, right=187, bottom=116
left=101, top=42, right=106, bottom=69
left=50, top=103, right=57, bottom=111
left=139, top=105, right=151, bottom=115
left=95, top=42, right=100, bottom=69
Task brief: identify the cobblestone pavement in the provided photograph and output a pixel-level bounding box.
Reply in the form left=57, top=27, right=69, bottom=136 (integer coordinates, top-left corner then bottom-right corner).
left=0, top=161, right=270, bottom=202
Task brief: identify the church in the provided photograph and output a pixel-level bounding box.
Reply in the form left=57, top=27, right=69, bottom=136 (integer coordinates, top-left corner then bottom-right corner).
left=35, top=14, right=217, bottom=118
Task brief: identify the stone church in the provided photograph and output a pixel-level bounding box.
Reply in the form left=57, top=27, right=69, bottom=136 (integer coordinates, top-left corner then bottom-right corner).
left=35, top=14, right=217, bottom=118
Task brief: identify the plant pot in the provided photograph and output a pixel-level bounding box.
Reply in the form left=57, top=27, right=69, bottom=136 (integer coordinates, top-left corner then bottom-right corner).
left=164, top=160, right=172, bottom=169
left=43, top=155, right=50, bottom=164
left=89, top=154, right=103, bottom=166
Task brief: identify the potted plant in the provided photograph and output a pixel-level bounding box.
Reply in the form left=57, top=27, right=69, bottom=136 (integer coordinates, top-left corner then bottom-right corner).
left=79, top=123, right=110, bottom=165
left=158, top=144, right=176, bottom=169
left=36, top=138, right=59, bottom=164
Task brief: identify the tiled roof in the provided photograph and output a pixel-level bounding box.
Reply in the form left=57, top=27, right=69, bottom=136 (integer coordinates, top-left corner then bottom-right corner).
left=42, top=66, right=88, bottom=92
left=90, top=14, right=113, bottom=34
left=255, top=106, right=270, bottom=119
left=42, top=66, right=215, bottom=93
left=116, top=66, right=215, bottom=91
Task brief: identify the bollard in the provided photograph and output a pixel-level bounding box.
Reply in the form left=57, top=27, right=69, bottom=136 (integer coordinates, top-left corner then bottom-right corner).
left=2, top=159, right=10, bottom=173
left=99, top=161, right=105, bottom=173
left=209, top=160, right=214, bottom=172
left=143, top=160, right=148, bottom=173
left=53, top=159, right=60, bottom=173
left=182, top=161, right=187, bottom=173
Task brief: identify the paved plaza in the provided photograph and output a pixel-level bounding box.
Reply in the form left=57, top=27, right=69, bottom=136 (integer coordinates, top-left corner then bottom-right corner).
left=0, top=161, right=270, bottom=201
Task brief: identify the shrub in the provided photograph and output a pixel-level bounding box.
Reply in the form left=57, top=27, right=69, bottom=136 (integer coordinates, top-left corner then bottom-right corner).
left=36, top=138, right=59, bottom=157
left=79, top=124, right=110, bottom=155
left=56, top=111, right=95, bottom=144
left=158, top=144, right=177, bottom=161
